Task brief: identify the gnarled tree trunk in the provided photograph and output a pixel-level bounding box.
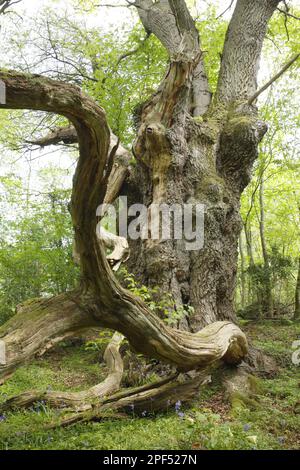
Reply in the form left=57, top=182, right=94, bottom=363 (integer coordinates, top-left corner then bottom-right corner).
left=126, top=0, right=276, bottom=329
left=0, top=0, right=282, bottom=416
left=0, top=69, right=248, bottom=380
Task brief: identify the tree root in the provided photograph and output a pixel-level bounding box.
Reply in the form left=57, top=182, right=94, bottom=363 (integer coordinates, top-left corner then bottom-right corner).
left=0, top=332, right=124, bottom=412
left=48, top=371, right=210, bottom=428
left=223, top=368, right=262, bottom=413
left=1, top=327, right=210, bottom=430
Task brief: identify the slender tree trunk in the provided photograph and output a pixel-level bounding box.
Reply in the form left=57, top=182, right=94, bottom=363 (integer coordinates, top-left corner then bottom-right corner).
left=259, top=178, right=273, bottom=317
left=239, top=233, right=246, bottom=309
left=294, top=257, right=300, bottom=320
left=243, top=223, right=255, bottom=305
left=244, top=223, right=255, bottom=268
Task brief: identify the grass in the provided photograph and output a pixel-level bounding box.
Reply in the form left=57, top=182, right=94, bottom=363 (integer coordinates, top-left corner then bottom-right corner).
left=0, top=322, right=299, bottom=450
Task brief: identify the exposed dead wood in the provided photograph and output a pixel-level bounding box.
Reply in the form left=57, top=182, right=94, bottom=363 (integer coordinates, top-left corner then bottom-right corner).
left=135, top=0, right=211, bottom=116
left=48, top=371, right=210, bottom=428
left=98, top=227, right=130, bottom=271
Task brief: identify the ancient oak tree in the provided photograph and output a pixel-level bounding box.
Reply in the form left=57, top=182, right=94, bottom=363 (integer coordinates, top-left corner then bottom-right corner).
left=0, top=0, right=287, bottom=417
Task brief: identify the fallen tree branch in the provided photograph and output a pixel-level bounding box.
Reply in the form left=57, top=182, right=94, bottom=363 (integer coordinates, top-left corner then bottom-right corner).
left=48, top=371, right=210, bottom=428
left=248, top=53, right=300, bottom=105
left=0, top=331, right=124, bottom=412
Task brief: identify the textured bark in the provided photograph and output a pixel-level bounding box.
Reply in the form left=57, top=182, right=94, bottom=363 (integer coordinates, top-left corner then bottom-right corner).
left=216, top=0, right=280, bottom=103
left=98, top=227, right=130, bottom=271
left=135, top=0, right=211, bottom=116
left=73, top=226, right=129, bottom=271
left=19, top=0, right=279, bottom=330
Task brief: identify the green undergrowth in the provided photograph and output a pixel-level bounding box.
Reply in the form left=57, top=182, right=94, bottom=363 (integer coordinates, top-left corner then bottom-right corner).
left=0, top=322, right=299, bottom=450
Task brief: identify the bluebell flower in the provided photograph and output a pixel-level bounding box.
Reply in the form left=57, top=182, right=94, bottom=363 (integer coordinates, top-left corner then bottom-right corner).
left=177, top=411, right=185, bottom=419
left=175, top=400, right=181, bottom=412
left=0, top=415, right=6, bottom=422
left=243, top=424, right=251, bottom=432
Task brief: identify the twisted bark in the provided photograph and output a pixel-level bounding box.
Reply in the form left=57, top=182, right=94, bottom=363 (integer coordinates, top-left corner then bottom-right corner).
left=136, top=0, right=211, bottom=116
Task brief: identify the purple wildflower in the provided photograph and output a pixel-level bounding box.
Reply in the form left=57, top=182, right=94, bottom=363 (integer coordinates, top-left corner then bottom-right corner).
left=175, top=400, right=181, bottom=412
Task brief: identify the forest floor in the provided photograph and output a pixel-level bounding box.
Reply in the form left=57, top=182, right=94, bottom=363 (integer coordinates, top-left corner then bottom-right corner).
left=0, top=321, right=299, bottom=450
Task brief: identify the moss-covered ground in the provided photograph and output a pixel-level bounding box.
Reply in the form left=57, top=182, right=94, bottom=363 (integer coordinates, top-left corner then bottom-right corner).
left=0, top=321, right=299, bottom=450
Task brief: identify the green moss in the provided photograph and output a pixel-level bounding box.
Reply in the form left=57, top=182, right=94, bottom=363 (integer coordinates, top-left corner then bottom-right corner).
left=193, top=116, right=203, bottom=123
left=247, top=374, right=263, bottom=394
left=230, top=391, right=261, bottom=413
